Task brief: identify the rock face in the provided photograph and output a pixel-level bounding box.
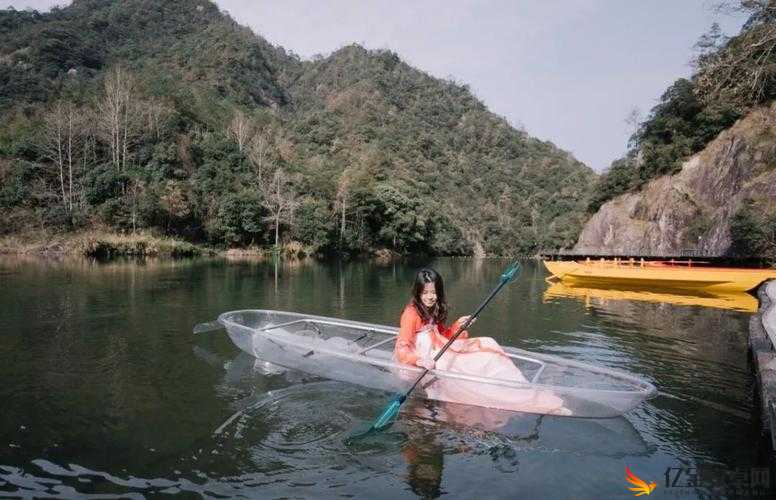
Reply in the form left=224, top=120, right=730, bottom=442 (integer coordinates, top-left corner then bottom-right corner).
left=575, top=102, right=776, bottom=256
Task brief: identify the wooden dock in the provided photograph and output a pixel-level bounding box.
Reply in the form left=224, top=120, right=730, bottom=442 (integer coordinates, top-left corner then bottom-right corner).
left=540, top=251, right=770, bottom=268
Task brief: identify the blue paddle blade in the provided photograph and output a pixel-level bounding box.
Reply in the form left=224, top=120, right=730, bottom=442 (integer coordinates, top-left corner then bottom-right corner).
left=371, top=394, right=405, bottom=431
left=500, top=262, right=521, bottom=283
left=345, top=394, right=405, bottom=444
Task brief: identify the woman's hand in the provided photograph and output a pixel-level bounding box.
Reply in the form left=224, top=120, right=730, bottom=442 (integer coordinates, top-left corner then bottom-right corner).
left=457, top=315, right=475, bottom=326
left=416, top=357, right=436, bottom=370
left=456, top=316, right=473, bottom=339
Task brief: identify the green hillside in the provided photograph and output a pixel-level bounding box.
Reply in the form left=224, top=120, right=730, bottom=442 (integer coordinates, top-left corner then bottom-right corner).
left=589, top=1, right=775, bottom=213
left=0, top=0, right=595, bottom=257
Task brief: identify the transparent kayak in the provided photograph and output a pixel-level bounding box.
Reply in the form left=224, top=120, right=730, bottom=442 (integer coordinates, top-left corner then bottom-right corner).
left=218, top=309, right=657, bottom=418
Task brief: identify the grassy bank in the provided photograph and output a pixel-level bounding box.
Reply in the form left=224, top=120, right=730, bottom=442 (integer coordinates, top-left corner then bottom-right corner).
left=0, top=230, right=328, bottom=260
left=0, top=230, right=206, bottom=258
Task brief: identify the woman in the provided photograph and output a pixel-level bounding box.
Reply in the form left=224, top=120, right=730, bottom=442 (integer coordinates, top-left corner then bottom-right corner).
left=394, top=268, right=571, bottom=416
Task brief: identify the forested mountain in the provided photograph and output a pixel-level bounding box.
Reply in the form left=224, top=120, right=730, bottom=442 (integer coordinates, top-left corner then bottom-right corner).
left=580, top=0, right=775, bottom=261
left=575, top=101, right=776, bottom=262
left=588, top=1, right=775, bottom=214
left=0, top=0, right=595, bottom=257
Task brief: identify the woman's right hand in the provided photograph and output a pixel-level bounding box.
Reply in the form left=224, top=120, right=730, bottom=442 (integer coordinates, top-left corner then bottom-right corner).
left=457, top=315, right=475, bottom=326
left=416, top=357, right=436, bottom=370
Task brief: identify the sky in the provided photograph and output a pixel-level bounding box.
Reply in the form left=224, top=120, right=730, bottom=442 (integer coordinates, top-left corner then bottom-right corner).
left=1, top=1, right=749, bottom=172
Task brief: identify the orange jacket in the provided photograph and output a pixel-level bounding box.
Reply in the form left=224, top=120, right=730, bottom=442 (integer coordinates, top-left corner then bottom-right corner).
left=394, top=305, right=468, bottom=366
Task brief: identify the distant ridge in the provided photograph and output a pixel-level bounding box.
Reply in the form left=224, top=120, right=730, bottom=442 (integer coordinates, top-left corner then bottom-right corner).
left=0, top=0, right=596, bottom=256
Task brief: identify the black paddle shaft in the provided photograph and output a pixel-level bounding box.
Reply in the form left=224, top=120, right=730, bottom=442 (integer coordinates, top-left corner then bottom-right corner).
left=403, top=275, right=513, bottom=397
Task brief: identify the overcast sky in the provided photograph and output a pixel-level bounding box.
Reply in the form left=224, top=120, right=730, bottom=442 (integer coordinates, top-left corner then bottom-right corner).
left=2, top=1, right=749, bottom=171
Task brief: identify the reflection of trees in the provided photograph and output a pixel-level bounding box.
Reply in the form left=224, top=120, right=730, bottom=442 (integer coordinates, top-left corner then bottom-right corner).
left=0, top=255, right=239, bottom=474
left=589, top=298, right=749, bottom=366
left=402, top=426, right=444, bottom=499
left=557, top=287, right=753, bottom=468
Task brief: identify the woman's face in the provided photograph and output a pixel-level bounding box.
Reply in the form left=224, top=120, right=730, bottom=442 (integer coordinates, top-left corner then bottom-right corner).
left=420, top=282, right=437, bottom=308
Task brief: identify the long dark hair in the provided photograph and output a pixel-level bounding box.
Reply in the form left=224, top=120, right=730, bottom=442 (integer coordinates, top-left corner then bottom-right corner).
left=410, top=268, right=448, bottom=324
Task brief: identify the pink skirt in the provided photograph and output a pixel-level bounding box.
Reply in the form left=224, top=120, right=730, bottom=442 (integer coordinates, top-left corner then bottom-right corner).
left=402, top=329, right=569, bottom=416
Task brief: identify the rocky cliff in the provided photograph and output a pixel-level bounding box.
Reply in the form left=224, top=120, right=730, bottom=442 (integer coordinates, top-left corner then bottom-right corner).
left=575, top=102, right=776, bottom=256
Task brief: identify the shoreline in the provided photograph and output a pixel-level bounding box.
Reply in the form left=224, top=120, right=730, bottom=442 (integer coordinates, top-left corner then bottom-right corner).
left=0, top=230, right=406, bottom=261
left=0, top=230, right=218, bottom=259
left=1, top=231, right=772, bottom=265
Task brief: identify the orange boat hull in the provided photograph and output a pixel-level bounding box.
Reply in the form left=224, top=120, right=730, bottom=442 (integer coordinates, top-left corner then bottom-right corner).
left=543, top=260, right=776, bottom=293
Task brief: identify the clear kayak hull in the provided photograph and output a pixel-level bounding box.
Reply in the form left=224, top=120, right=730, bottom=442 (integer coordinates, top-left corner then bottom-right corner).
left=218, top=309, right=656, bottom=418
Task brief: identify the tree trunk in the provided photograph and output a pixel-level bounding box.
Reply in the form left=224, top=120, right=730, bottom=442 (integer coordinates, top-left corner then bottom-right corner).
left=122, top=105, right=129, bottom=172
left=275, top=173, right=281, bottom=249
left=275, top=213, right=280, bottom=249
left=67, top=109, right=73, bottom=214
left=57, top=123, right=66, bottom=209
left=340, top=195, right=346, bottom=242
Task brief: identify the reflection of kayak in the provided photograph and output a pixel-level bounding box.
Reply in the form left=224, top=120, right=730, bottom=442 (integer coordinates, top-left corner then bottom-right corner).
left=405, top=399, right=649, bottom=457
left=543, top=281, right=758, bottom=312
left=217, top=310, right=656, bottom=418
left=544, top=260, right=776, bottom=292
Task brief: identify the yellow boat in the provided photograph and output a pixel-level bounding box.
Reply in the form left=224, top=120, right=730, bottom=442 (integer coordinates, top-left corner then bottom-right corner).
left=543, top=259, right=776, bottom=293
left=543, top=281, right=758, bottom=312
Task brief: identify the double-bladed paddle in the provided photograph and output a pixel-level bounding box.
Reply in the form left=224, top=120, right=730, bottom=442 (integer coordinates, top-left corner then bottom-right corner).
left=348, top=262, right=521, bottom=441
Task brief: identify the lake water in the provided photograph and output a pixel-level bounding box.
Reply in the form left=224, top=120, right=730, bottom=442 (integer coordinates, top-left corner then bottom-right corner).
left=0, top=256, right=773, bottom=498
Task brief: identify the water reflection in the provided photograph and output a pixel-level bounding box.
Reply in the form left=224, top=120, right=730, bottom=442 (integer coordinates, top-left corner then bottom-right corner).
left=401, top=424, right=445, bottom=499
left=0, top=257, right=767, bottom=499
left=196, top=347, right=652, bottom=498
left=543, top=281, right=758, bottom=312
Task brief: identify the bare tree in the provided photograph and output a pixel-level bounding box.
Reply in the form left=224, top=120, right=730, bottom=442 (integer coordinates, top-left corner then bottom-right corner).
left=334, top=158, right=378, bottom=246
left=142, top=97, right=173, bottom=140
left=694, top=0, right=776, bottom=108
left=40, top=101, right=83, bottom=215
left=126, top=177, right=145, bottom=234
left=247, top=124, right=273, bottom=184
left=260, top=169, right=299, bottom=249
left=227, top=109, right=252, bottom=153
left=98, top=66, right=139, bottom=173
left=625, top=107, right=643, bottom=131
left=496, top=187, right=512, bottom=229
left=336, top=168, right=352, bottom=243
